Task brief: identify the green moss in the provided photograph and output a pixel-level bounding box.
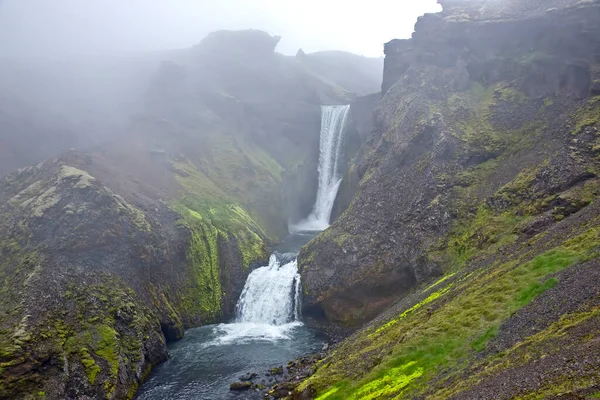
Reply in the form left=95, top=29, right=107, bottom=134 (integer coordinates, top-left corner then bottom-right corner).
left=315, top=387, right=340, bottom=400
left=449, top=307, right=600, bottom=399
left=169, top=160, right=270, bottom=322
left=349, top=362, right=423, bottom=400
left=183, top=213, right=223, bottom=322
left=514, top=277, right=559, bottom=308
left=471, top=326, right=499, bottom=352
left=57, top=166, right=95, bottom=188
left=303, top=219, right=600, bottom=399
left=80, top=348, right=101, bottom=384
left=448, top=205, right=525, bottom=268
left=446, top=83, right=534, bottom=160
left=572, top=96, right=600, bottom=134
left=94, top=324, right=119, bottom=380
left=375, top=284, right=454, bottom=334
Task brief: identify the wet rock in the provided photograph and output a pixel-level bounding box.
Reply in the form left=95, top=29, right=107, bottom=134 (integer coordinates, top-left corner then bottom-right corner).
left=239, top=372, right=258, bottom=381
left=229, top=381, right=252, bottom=391
left=269, top=366, right=284, bottom=375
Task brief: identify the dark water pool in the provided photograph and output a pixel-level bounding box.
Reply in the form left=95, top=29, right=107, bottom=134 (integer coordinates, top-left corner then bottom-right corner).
left=136, top=323, right=324, bottom=400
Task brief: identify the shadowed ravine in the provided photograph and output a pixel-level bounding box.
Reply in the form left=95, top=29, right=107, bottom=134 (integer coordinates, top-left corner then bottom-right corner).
left=133, top=103, right=351, bottom=399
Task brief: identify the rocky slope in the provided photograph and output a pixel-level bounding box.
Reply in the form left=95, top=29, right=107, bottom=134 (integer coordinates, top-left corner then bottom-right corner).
left=0, top=29, right=373, bottom=399
left=296, top=0, right=600, bottom=398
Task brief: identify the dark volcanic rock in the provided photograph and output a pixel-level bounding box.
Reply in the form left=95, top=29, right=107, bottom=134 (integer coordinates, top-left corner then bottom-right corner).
left=239, top=372, right=259, bottom=381
left=299, top=0, right=600, bottom=328
left=230, top=381, right=253, bottom=391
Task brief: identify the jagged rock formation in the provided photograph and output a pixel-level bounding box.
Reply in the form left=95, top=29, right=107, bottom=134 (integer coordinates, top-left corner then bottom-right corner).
left=0, top=29, right=377, bottom=399
left=296, top=1, right=600, bottom=398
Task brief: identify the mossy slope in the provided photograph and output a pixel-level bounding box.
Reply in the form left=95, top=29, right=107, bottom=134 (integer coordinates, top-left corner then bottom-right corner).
left=296, top=3, right=600, bottom=397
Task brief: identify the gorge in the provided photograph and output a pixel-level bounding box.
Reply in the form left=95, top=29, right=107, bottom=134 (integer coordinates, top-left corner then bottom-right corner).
left=136, top=100, right=353, bottom=398
left=2, top=0, right=600, bottom=399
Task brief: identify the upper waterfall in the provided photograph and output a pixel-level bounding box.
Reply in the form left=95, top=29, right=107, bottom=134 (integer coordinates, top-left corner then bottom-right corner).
left=292, top=104, right=351, bottom=232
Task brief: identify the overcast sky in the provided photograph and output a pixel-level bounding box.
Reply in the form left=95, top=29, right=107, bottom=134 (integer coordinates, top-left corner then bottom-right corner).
left=0, top=0, right=442, bottom=59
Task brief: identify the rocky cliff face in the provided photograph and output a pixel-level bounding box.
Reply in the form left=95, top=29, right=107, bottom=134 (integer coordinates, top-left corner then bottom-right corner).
left=0, top=29, right=376, bottom=399
left=296, top=1, right=600, bottom=397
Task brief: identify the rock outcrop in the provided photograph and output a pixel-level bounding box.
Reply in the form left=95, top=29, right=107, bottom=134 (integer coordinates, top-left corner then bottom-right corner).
left=297, top=1, right=600, bottom=397
left=299, top=0, right=600, bottom=328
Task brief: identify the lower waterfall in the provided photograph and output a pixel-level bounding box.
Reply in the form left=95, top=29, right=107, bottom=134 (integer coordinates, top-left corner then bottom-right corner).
left=209, top=251, right=306, bottom=345
left=136, top=233, right=324, bottom=400
left=235, top=254, right=301, bottom=325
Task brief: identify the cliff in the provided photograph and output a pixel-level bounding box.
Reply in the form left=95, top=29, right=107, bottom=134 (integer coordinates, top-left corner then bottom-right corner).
left=296, top=0, right=600, bottom=398
left=0, top=30, right=372, bottom=399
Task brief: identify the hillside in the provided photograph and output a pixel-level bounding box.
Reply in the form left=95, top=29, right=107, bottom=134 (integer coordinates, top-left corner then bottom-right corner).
left=0, top=29, right=370, bottom=399
left=295, top=0, right=600, bottom=398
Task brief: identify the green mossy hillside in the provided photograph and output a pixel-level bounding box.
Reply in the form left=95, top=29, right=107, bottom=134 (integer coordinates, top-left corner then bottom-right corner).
left=297, top=66, right=600, bottom=399
left=300, top=200, right=600, bottom=400
left=169, top=158, right=271, bottom=324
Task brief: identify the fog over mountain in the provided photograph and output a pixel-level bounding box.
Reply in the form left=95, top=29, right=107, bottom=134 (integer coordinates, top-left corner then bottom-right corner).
left=5, top=1, right=600, bottom=400
left=0, top=0, right=441, bottom=58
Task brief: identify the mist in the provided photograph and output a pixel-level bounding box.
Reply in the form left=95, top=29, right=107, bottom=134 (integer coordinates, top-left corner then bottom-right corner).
left=0, top=0, right=441, bottom=59
left=0, top=0, right=441, bottom=177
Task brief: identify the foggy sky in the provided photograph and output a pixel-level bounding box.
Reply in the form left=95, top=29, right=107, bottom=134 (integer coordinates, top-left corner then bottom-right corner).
left=0, top=0, right=442, bottom=59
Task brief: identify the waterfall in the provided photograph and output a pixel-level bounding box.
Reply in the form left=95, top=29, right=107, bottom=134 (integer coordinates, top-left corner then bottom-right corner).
left=211, top=254, right=303, bottom=344
left=209, top=107, right=351, bottom=344
left=291, top=104, right=351, bottom=232
left=235, top=255, right=301, bottom=325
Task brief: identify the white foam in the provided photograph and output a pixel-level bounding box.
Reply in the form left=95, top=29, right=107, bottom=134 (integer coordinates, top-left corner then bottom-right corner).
left=207, top=322, right=303, bottom=346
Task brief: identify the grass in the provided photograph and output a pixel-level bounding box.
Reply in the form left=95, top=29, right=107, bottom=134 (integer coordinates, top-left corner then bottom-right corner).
left=572, top=96, right=600, bottom=134
left=301, top=222, right=600, bottom=399
left=471, top=326, right=499, bottom=352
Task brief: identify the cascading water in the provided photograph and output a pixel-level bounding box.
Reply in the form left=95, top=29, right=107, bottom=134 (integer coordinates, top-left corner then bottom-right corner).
left=235, top=255, right=301, bottom=325
left=137, top=235, right=323, bottom=400
left=209, top=253, right=304, bottom=345
left=137, top=108, right=339, bottom=398
left=291, top=105, right=351, bottom=232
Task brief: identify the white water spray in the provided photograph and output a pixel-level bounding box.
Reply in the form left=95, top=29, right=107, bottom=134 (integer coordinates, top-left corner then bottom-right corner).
left=210, top=107, right=352, bottom=344
left=291, top=105, right=350, bottom=232
left=236, top=255, right=301, bottom=325
left=210, top=255, right=302, bottom=344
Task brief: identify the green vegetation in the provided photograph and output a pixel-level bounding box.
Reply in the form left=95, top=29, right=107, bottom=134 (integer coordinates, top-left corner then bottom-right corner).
left=301, top=221, right=599, bottom=398
left=572, top=96, right=600, bottom=134
left=470, top=326, right=498, bottom=352
left=441, top=306, right=600, bottom=398
left=80, top=348, right=101, bottom=384
left=445, top=83, right=535, bottom=160
left=94, top=324, right=119, bottom=395
left=298, top=80, right=600, bottom=399
left=170, top=159, right=270, bottom=322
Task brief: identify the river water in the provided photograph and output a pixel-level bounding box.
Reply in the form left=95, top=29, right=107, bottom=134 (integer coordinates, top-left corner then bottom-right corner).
left=136, top=232, right=325, bottom=400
